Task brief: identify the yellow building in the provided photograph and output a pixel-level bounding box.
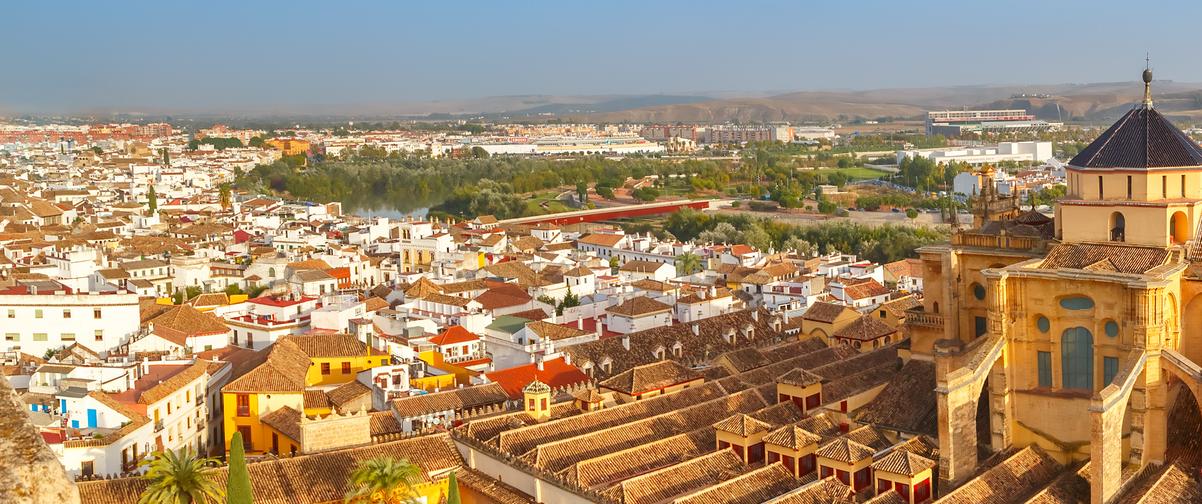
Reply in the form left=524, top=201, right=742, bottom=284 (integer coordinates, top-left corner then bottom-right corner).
left=909, top=70, right=1202, bottom=502
left=221, top=334, right=390, bottom=455
left=265, top=138, right=311, bottom=156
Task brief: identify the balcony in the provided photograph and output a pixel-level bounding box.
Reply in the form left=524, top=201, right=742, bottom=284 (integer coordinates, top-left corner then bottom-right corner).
left=195, top=396, right=203, bottom=407
left=153, top=420, right=164, bottom=432
left=904, top=308, right=944, bottom=330
left=951, top=232, right=1043, bottom=252
left=236, top=405, right=250, bottom=417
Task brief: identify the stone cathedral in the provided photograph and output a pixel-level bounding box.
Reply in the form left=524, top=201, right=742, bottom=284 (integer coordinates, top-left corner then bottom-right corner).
left=907, top=68, right=1202, bottom=503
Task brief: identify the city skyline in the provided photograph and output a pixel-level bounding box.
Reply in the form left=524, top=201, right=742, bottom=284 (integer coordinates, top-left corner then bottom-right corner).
left=4, top=0, right=1202, bottom=114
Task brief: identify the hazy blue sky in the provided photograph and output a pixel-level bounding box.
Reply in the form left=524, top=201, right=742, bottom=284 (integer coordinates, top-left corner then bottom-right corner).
left=2, top=0, right=1200, bottom=113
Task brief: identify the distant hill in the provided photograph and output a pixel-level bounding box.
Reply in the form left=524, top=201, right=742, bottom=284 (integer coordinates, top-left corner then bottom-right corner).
left=567, top=81, right=1202, bottom=125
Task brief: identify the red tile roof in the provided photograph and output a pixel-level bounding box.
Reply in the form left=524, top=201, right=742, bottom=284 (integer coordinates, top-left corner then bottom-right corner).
left=484, top=357, right=591, bottom=399
left=429, top=325, right=479, bottom=346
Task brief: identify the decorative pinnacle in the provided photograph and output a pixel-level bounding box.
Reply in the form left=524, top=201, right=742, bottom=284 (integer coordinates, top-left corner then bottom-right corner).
left=1143, top=56, right=1154, bottom=109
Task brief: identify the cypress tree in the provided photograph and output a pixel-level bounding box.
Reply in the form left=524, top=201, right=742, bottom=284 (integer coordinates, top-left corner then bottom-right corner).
left=227, top=431, right=253, bottom=504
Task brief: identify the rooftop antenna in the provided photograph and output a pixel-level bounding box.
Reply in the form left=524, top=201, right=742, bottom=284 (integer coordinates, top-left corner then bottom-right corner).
left=1143, top=54, right=1154, bottom=109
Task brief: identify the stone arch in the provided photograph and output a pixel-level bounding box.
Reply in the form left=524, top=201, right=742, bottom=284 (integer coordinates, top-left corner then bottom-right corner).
left=1110, top=212, right=1126, bottom=242
left=1171, top=211, right=1190, bottom=244
left=935, top=333, right=1010, bottom=487
left=1180, top=294, right=1202, bottom=363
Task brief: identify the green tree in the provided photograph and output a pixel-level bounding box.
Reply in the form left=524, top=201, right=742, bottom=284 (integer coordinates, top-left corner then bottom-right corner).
left=137, top=447, right=223, bottom=504
left=219, top=184, right=232, bottom=211
left=674, top=253, right=701, bottom=275
left=148, top=185, right=158, bottom=213
left=556, top=287, right=580, bottom=316
left=91, top=145, right=103, bottom=155
left=344, top=457, right=423, bottom=504
left=446, top=471, right=460, bottom=504
left=595, top=185, right=615, bottom=199
left=576, top=182, right=588, bottom=205
left=905, top=208, right=919, bottom=220
left=608, top=256, right=620, bottom=273
left=248, top=136, right=265, bottom=148
left=161, top=148, right=170, bottom=167
left=742, top=224, right=772, bottom=252
left=226, top=432, right=252, bottom=504
left=781, top=237, right=816, bottom=257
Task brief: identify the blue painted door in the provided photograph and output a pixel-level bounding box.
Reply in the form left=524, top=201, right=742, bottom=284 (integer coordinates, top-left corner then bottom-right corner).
left=71, top=420, right=79, bottom=428
left=87, top=409, right=98, bottom=428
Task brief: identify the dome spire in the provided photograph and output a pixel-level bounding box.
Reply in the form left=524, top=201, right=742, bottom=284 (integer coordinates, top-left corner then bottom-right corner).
left=1143, top=55, right=1154, bottom=109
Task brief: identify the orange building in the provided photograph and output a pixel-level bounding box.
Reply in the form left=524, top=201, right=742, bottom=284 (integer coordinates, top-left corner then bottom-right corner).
left=266, top=138, right=311, bottom=156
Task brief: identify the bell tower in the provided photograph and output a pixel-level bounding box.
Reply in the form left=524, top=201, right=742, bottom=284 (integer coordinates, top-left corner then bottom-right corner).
left=523, top=379, right=552, bottom=422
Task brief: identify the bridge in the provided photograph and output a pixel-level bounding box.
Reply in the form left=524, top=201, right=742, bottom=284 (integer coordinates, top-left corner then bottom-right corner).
left=499, top=199, right=720, bottom=227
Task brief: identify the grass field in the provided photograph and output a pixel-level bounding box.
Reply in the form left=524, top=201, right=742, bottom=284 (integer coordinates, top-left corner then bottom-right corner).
left=808, top=166, right=892, bottom=180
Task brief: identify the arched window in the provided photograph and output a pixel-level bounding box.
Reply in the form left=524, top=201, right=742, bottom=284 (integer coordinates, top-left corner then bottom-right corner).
left=1061, top=327, right=1094, bottom=390
left=1109, top=212, right=1125, bottom=242
left=268, top=267, right=276, bottom=278
left=1171, top=211, right=1189, bottom=244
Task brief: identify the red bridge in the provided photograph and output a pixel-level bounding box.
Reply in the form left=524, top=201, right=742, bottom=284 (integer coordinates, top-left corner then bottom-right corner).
left=500, top=199, right=718, bottom=227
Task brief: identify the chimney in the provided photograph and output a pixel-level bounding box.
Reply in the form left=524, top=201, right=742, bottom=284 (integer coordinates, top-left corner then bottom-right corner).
left=691, top=324, right=699, bottom=336
left=536, top=360, right=544, bottom=371
left=621, top=335, right=630, bottom=351
left=576, top=318, right=583, bottom=330
left=751, top=310, right=759, bottom=322
left=563, top=353, right=571, bottom=365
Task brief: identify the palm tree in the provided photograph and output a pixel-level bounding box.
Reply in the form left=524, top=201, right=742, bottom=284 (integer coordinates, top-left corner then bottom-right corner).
left=344, top=457, right=423, bottom=504
left=138, top=447, right=224, bottom=504
left=675, top=253, right=701, bottom=276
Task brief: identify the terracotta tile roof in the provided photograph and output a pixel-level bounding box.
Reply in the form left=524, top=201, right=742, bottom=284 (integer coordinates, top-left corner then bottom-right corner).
left=714, top=347, right=770, bottom=374
left=619, top=259, right=667, bottom=273
left=1039, top=243, right=1171, bottom=274
left=286, top=258, right=333, bottom=271
left=429, top=326, right=479, bottom=345
left=1115, top=460, right=1202, bottom=504
left=577, top=233, right=625, bottom=248
left=404, top=277, right=444, bottom=298
left=938, top=445, right=1063, bottom=504
left=368, top=411, right=403, bottom=438
left=766, top=476, right=856, bottom=504
left=260, top=405, right=302, bottom=441
left=605, top=449, right=746, bottom=504
left=363, top=296, right=389, bottom=312
left=77, top=434, right=463, bottom=504
left=854, top=360, right=937, bottom=436
left=562, top=309, right=788, bottom=381
left=872, top=448, right=935, bottom=476
left=815, top=437, right=874, bottom=464
left=149, top=304, right=230, bottom=342
left=777, top=368, right=824, bottom=388
left=223, top=338, right=311, bottom=393
left=833, top=315, right=897, bottom=341
left=524, top=320, right=589, bottom=341
left=675, top=463, right=800, bottom=504
left=883, top=258, right=923, bottom=280
left=1025, top=461, right=1090, bottom=504
left=391, top=382, right=509, bottom=419
left=564, top=427, right=712, bottom=490
left=713, top=412, right=772, bottom=436
left=484, top=357, right=590, bottom=399
left=763, top=424, right=823, bottom=451
left=843, top=279, right=890, bottom=301
left=802, top=301, right=856, bottom=323
left=455, top=467, right=535, bottom=504
left=474, top=285, right=532, bottom=310
left=879, top=295, right=921, bottom=319
left=599, top=360, right=701, bottom=396
left=283, top=334, right=386, bottom=358
left=327, top=381, right=371, bottom=409
left=606, top=296, right=672, bottom=317
left=423, top=292, right=473, bottom=307
left=631, top=278, right=674, bottom=292
left=303, top=390, right=330, bottom=410
left=137, top=361, right=209, bottom=405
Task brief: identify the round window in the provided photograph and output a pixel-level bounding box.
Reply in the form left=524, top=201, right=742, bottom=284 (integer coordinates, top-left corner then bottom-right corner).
left=1036, top=316, right=1050, bottom=333
left=1105, top=320, right=1119, bottom=337
left=972, top=283, right=986, bottom=300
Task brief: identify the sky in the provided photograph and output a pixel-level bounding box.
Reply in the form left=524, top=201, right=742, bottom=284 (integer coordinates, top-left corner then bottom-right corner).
left=2, top=0, right=1201, bottom=114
